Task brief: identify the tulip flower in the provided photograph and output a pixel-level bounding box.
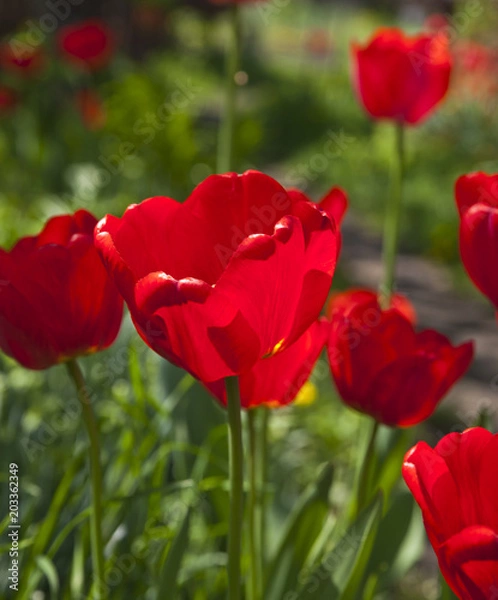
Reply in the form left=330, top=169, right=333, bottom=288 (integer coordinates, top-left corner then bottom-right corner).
left=0, top=210, right=123, bottom=370
left=456, top=172, right=498, bottom=309
left=95, top=170, right=339, bottom=383
left=326, top=289, right=473, bottom=427
left=403, top=428, right=498, bottom=599
left=0, top=43, right=44, bottom=76
left=206, top=318, right=328, bottom=409
left=352, top=28, right=452, bottom=125
left=58, top=20, right=114, bottom=71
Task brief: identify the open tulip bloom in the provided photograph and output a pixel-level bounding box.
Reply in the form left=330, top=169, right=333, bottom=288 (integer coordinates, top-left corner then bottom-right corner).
left=327, top=289, right=474, bottom=427
left=95, top=170, right=339, bottom=384
left=0, top=210, right=123, bottom=369
left=403, top=428, right=498, bottom=599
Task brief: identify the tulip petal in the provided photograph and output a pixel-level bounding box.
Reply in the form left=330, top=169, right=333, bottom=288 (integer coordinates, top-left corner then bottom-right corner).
left=215, top=215, right=306, bottom=358
left=440, top=526, right=498, bottom=600
left=455, top=172, right=498, bottom=217
left=207, top=318, right=329, bottom=408
left=402, top=442, right=461, bottom=546
left=133, top=271, right=260, bottom=382
left=318, top=186, right=349, bottom=226
left=328, top=295, right=415, bottom=410
left=460, top=204, right=498, bottom=308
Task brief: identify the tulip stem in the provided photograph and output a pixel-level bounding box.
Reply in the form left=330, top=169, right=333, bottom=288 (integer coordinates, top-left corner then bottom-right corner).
left=226, top=376, right=244, bottom=600
left=66, top=359, right=105, bottom=598
left=247, top=410, right=265, bottom=600
left=217, top=4, right=241, bottom=173
left=355, top=419, right=379, bottom=518
left=259, top=408, right=269, bottom=566
left=380, top=121, right=405, bottom=308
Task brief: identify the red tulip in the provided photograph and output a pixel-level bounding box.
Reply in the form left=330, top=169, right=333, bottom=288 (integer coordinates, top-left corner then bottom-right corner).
left=326, top=289, right=473, bottom=427
left=352, top=28, right=452, bottom=125
left=456, top=172, right=498, bottom=309
left=0, top=210, right=123, bottom=370
left=0, top=43, right=44, bottom=76
left=75, top=89, right=106, bottom=131
left=0, top=86, right=18, bottom=115
left=58, top=20, right=114, bottom=71
left=95, top=171, right=338, bottom=383
left=403, top=428, right=498, bottom=599
left=206, top=318, right=328, bottom=409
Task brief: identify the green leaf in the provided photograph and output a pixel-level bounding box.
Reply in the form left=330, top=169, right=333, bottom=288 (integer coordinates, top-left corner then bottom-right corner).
left=18, top=453, right=84, bottom=597
left=296, top=493, right=383, bottom=600
left=35, top=555, right=59, bottom=597
left=366, top=490, right=425, bottom=588
left=156, top=508, right=191, bottom=599
left=264, top=463, right=334, bottom=600
left=128, top=342, right=146, bottom=408
left=70, top=531, right=86, bottom=599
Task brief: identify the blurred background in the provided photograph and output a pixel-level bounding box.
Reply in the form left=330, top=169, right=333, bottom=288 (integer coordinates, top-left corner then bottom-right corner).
left=1, top=0, right=498, bottom=598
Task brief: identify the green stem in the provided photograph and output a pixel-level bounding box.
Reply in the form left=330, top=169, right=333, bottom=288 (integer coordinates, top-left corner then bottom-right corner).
left=380, top=121, right=405, bottom=308
left=247, top=411, right=263, bottom=600
left=226, top=377, right=244, bottom=600
left=258, top=408, right=269, bottom=568
left=217, top=4, right=241, bottom=173
left=66, top=360, right=105, bottom=597
left=355, top=419, right=380, bottom=518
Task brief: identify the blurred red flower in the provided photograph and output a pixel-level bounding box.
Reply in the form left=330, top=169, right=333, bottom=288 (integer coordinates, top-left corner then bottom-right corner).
left=0, top=210, right=123, bottom=370
left=58, top=20, right=114, bottom=71
left=206, top=318, right=328, bottom=409
left=403, top=428, right=498, bottom=599
left=452, top=41, right=498, bottom=107
left=326, top=289, right=473, bottom=427
left=352, top=28, right=452, bottom=125
left=0, top=43, right=44, bottom=76
left=95, top=170, right=339, bottom=383
left=456, top=172, right=498, bottom=309
left=75, top=89, right=106, bottom=131
left=0, top=86, right=18, bottom=114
